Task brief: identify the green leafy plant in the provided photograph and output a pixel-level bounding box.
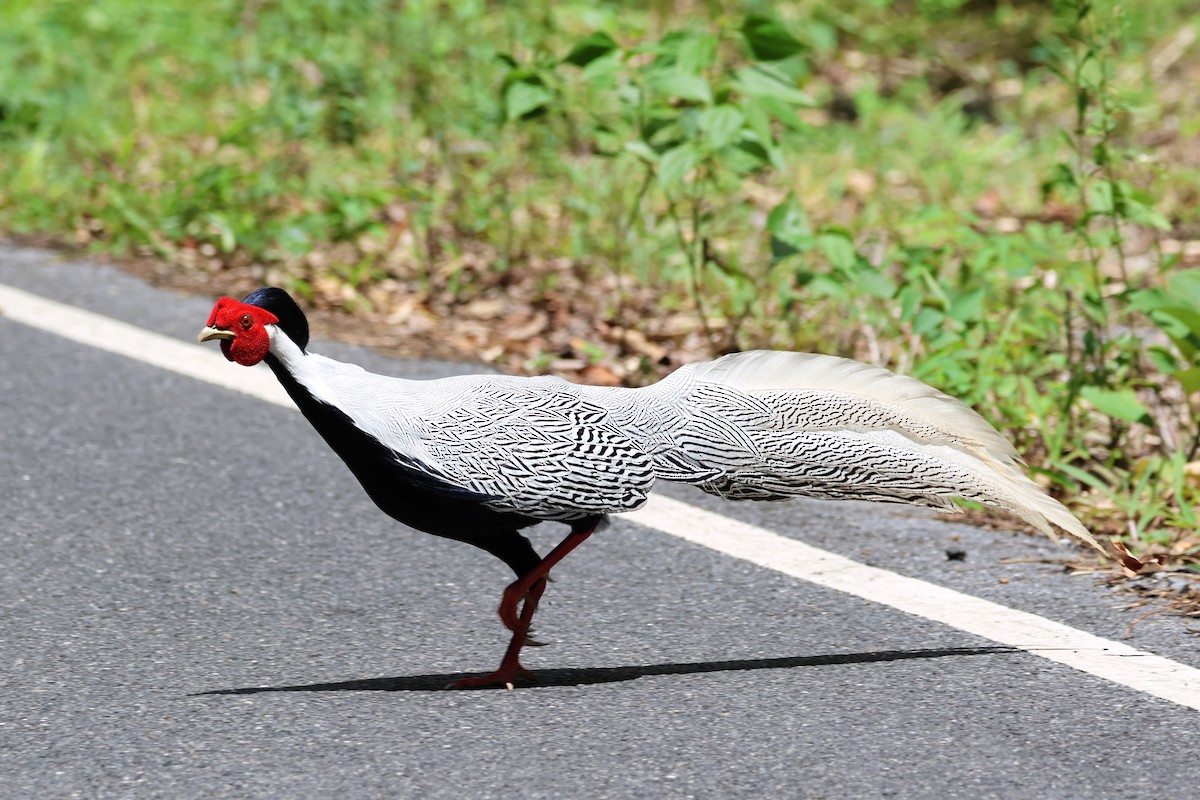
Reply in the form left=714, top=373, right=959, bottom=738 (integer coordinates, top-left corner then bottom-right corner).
left=505, top=16, right=818, bottom=349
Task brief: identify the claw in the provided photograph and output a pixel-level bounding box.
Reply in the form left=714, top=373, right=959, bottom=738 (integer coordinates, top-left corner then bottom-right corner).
left=446, top=662, right=537, bottom=690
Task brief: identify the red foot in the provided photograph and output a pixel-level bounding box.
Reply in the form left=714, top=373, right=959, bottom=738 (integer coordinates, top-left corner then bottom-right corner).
left=446, top=662, right=537, bottom=690
left=447, top=521, right=599, bottom=691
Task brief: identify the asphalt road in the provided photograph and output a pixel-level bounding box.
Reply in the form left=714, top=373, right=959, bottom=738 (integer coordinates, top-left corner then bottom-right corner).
left=1, top=245, right=1198, bottom=798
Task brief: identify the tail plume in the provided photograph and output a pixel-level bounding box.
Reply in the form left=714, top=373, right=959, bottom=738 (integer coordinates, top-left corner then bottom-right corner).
left=658, top=351, right=1102, bottom=554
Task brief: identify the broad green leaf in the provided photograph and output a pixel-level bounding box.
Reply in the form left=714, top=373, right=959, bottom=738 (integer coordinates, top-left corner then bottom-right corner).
left=732, top=65, right=814, bottom=106
left=657, top=143, right=700, bottom=187
left=741, top=14, right=805, bottom=61
left=640, top=112, right=686, bottom=149
left=1128, top=287, right=1173, bottom=314
left=1146, top=345, right=1178, bottom=375
left=757, top=95, right=809, bottom=130
left=724, top=136, right=775, bottom=173
left=581, top=51, right=622, bottom=85
left=768, top=235, right=799, bottom=262
left=504, top=80, right=553, bottom=121
left=564, top=32, right=618, bottom=67
left=590, top=126, right=623, bottom=157
left=912, top=306, right=945, bottom=337
left=697, top=105, right=745, bottom=151
left=677, top=33, right=718, bottom=75
left=806, top=20, right=838, bottom=52
left=644, top=30, right=690, bottom=59
left=623, top=141, right=659, bottom=162
left=1086, top=180, right=1119, bottom=215
left=1043, top=161, right=1076, bottom=192
left=1125, top=195, right=1171, bottom=231
left=767, top=192, right=812, bottom=257
left=647, top=71, right=712, bottom=104
left=740, top=99, right=786, bottom=168
left=897, top=285, right=924, bottom=323
left=1080, top=386, right=1153, bottom=425
left=853, top=265, right=896, bottom=299
left=1170, top=366, right=1200, bottom=395
left=1150, top=307, right=1200, bottom=359
left=1167, top=269, right=1200, bottom=308
left=817, top=230, right=855, bottom=270
left=946, top=287, right=986, bottom=324
left=742, top=96, right=773, bottom=144
left=807, top=273, right=847, bottom=300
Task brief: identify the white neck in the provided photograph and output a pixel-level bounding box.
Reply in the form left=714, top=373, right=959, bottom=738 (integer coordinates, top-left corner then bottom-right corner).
left=266, top=325, right=306, bottom=372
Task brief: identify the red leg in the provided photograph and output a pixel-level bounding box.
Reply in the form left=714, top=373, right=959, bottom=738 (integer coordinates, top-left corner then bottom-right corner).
left=448, top=521, right=599, bottom=690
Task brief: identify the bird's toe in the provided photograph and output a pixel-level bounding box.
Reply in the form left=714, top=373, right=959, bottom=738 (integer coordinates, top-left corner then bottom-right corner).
left=446, top=664, right=537, bottom=690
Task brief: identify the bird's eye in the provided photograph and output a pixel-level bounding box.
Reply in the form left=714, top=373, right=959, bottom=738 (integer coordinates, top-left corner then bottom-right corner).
left=240, top=313, right=253, bottom=330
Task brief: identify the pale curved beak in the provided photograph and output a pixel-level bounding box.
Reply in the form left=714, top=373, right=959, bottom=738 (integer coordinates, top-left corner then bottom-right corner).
left=197, top=326, right=236, bottom=344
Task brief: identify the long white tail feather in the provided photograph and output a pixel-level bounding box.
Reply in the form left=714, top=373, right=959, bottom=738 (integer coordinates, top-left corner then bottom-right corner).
left=690, top=350, right=1022, bottom=466
left=669, top=350, right=1101, bottom=554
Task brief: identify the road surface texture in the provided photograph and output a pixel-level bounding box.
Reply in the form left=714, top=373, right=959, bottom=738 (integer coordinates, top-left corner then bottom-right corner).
left=2, top=244, right=1197, bottom=798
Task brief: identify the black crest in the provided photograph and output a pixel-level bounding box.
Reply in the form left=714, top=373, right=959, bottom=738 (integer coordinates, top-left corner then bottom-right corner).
left=241, top=287, right=310, bottom=352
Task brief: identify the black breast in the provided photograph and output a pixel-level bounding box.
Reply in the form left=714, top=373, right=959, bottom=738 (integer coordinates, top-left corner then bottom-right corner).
left=264, top=355, right=545, bottom=576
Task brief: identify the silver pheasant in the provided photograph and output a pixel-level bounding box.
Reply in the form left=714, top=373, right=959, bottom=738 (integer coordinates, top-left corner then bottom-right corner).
left=199, top=288, right=1103, bottom=688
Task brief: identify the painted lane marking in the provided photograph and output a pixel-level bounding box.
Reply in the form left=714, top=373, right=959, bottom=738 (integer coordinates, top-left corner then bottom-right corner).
left=0, top=284, right=293, bottom=408
left=3, top=281, right=1197, bottom=711
left=630, top=495, right=1199, bottom=711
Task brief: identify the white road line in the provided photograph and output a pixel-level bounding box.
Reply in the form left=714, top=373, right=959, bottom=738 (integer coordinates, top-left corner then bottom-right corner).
left=630, top=496, right=1199, bottom=711
left=3, top=281, right=1198, bottom=711
left=0, top=284, right=294, bottom=408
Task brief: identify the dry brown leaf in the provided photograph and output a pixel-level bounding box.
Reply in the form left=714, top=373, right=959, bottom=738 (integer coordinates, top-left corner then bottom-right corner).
left=577, top=363, right=622, bottom=386
left=1112, top=541, right=1146, bottom=577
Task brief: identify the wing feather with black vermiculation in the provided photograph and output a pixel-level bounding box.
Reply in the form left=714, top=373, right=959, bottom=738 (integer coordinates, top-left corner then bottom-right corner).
left=288, top=358, right=663, bottom=520
left=418, top=379, right=659, bottom=519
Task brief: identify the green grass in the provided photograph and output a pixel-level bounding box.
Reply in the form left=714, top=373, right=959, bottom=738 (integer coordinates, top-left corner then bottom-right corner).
left=2, top=0, right=1199, bottom=564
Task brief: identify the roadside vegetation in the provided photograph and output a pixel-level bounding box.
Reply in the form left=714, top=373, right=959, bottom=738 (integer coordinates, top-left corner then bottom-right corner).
left=1, top=0, right=1198, bottom=596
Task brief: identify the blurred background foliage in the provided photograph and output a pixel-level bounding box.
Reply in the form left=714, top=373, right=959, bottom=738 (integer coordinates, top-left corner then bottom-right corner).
left=2, top=0, right=1200, bottom=564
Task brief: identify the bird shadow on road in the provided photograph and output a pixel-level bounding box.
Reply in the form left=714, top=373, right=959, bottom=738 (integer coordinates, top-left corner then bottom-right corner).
left=195, top=645, right=1018, bottom=695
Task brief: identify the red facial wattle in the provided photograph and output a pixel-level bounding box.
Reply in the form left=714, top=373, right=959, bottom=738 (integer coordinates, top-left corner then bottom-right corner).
left=201, top=297, right=279, bottom=366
